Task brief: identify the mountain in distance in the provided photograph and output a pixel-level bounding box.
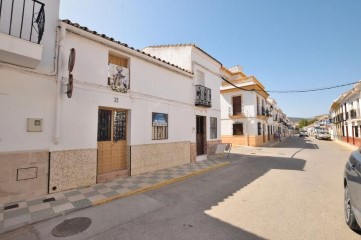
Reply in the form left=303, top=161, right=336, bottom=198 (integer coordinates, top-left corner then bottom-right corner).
left=288, top=114, right=329, bottom=124
left=288, top=117, right=308, bottom=124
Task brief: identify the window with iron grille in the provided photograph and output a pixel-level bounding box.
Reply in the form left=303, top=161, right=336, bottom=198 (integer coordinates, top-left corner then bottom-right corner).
left=257, top=122, right=262, bottom=135
left=210, top=117, right=217, bottom=139
left=233, top=123, right=243, bottom=135
left=152, top=113, right=168, bottom=140
left=355, top=126, right=359, bottom=138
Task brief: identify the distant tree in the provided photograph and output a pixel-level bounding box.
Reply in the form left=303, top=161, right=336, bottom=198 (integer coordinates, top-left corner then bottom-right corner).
left=298, top=119, right=310, bottom=129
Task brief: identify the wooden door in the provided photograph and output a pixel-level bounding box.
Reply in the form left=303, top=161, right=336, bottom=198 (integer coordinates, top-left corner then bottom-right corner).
left=97, top=108, right=127, bottom=177
left=196, top=116, right=206, bottom=155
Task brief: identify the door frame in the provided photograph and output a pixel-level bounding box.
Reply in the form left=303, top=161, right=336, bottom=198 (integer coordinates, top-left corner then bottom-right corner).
left=196, top=115, right=207, bottom=156
left=97, top=106, right=129, bottom=182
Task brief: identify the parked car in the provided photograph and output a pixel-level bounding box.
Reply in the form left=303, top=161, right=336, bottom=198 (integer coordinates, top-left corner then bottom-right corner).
left=344, top=149, right=361, bottom=231
left=315, top=131, right=331, bottom=140
left=299, top=131, right=308, bottom=137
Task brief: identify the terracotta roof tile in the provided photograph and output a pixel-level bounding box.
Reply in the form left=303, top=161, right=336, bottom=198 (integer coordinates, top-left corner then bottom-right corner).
left=61, top=19, right=192, bottom=75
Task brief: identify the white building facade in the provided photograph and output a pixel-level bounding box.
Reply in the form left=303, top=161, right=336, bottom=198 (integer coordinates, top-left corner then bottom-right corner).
left=0, top=10, right=222, bottom=202
left=220, top=66, right=291, bottom=147
left=330, top=81, right=361, bottom=146
left=143, top=44, right=222, bottom=161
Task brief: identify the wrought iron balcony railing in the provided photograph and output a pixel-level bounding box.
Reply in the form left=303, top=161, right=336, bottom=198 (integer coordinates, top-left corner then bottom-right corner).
left=195, top=85, right=211, bottom=108
left=257, top=106, right=267, bottom=116
left=0, top=0, right=45, bottom=44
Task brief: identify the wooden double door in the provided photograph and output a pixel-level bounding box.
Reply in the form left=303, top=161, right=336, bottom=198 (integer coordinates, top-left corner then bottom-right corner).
left=97, top=108, right=127, bottom=180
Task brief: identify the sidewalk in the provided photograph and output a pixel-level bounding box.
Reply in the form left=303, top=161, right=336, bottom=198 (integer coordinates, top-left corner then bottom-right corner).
left=0, top=158, right=230, bottom=235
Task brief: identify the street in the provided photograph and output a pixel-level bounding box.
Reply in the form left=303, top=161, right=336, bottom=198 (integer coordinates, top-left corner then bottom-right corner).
left=1, top=136, right=360, bottom=240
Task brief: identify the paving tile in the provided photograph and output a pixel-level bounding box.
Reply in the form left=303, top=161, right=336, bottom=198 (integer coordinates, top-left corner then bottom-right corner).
left=4, top=214, right=30, bottom=229
left=27, top=198, right=45, bottom=207
left=98, top=187, right=113, bottom=194
left=53, top=203, right=74, bottom=213
left=146, top=180, right=159, bottom=184
left=105, top=181, right=119, bottom=187
left=93, top=184, right=107, bottom=190
left=64, top=190, right=81, bottom=197
left=116, top=180, right=130, bottom=185
left=83, top=191, right=100, bottom=198
left=128, top=185, right=141, bottom=191
left=116, top=188, right=130, bottom=194
left=29, top=203, right=51, bottom=213
left=67, top=194, right=85, bottom=202
left=71, top=199, right=92, bottom=209
left=110, top=184, right=126, bottom=191
left=122, top=182, right=135, bottom=188
left=103, top=191, right=119, bottom=198
left=47, top=192, right=66, bottom=200
left=4, top=207, right=29, bottom=219
left=79, top=187, right=96, bottom=194
left=50, top=198, right=69, bottom=207
left=30, top=208, right=57, bottom=222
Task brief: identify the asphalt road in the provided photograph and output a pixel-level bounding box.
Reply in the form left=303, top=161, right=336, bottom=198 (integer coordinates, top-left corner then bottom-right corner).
left=1, top=136, right=361, bottom=240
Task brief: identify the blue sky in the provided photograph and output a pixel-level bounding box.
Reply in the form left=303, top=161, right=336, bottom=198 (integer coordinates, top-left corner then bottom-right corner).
left=60, top=0, right=361, bottom=118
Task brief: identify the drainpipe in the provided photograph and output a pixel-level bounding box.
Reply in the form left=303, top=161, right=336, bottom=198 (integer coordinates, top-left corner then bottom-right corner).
left=54, top=26, right=66, bottom=144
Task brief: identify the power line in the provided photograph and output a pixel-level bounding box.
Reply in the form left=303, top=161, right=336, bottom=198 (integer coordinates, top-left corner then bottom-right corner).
left=221, top=77, right=359, bottom=93
left=268, top=81, right=359, bottom=93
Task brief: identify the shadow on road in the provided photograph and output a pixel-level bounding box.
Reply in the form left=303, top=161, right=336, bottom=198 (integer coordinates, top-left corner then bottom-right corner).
left=266, top=136, right=319, bottom=149
left=121, top=154, right=307, bottom=240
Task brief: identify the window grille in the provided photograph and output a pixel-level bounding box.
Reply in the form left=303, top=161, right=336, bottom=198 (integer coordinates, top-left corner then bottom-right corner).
left=257, top=122, right=262, bottom=135
left=210, top=117, right=217, bottom=139
left=233, top=123, right=243, bottom=135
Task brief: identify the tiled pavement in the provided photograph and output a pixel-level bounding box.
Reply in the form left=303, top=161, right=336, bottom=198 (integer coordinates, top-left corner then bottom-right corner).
left=0, top=158, right=229, bottom=234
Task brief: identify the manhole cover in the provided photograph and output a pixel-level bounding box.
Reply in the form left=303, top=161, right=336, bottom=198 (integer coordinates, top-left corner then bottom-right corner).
left=52, top=217, right=91, bottom=237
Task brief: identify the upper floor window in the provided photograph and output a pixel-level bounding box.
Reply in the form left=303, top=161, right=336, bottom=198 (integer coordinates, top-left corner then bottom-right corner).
left=196, top=70, right=205, bottom=86
left=108, top=54, right=130, bottom=93
left=232, top=96, right=243, bottom=115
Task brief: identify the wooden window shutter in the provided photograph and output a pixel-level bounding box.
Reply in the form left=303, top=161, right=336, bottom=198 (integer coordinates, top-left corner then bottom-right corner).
left=233, top=96, right=242, bottom=115
left=109, top=54, right=128, bottom=67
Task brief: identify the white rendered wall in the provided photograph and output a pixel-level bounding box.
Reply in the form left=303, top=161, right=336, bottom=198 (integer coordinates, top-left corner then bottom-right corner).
left=142, top=46, right=193, bottom=72
left=57, top=32, right=196, bottom=150
left=0, top=0, right=60, bottom=152
left=221, top=90, right=267, bottom=137
left=0, top=0, right=59, bottom=71
left=0, top=68, right=56, bottom=152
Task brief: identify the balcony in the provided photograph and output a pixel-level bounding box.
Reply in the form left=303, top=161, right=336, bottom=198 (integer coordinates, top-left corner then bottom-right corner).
left=228, top=106, right=245, bottom=119
left=0, top=0, right=45, bottom=68
left=195, top=85, right=211, bottom=108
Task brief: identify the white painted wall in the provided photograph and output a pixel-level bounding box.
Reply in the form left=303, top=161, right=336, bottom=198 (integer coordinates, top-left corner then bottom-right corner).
left=221, top=90, right=266, bottom=136
left=56, top=30, right=199, bottom=149
left=0, top=0, right=60, bottom=152
left=143, top=45, right=223, bottom=142
left=142, top=46, right=193, bottom=72
left=0, top=69, right=56, bottom=152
